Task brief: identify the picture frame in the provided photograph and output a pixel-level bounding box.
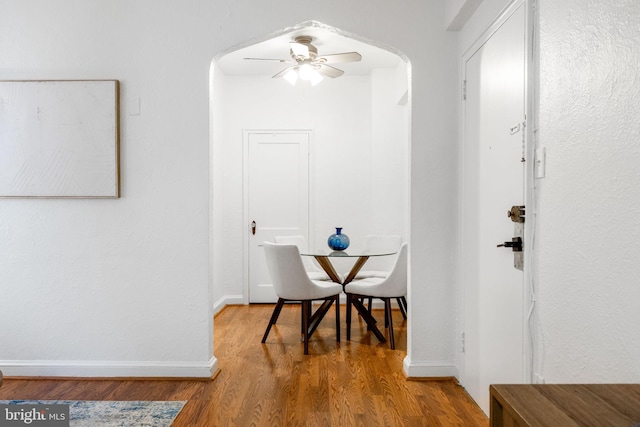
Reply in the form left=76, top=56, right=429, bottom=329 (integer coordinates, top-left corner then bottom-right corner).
left=0, top=80, right=120, bottom=198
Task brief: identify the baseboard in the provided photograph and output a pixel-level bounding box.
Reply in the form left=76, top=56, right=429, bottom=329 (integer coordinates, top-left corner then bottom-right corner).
left=403, top=355, right=458, bottom=378
left=213, top=295, right=244, bottom=315
left=0, top=356, right=218, bottom=379
left=212, top=294, right=397, bottom=311
left=338, top=295, right=402, bottom=309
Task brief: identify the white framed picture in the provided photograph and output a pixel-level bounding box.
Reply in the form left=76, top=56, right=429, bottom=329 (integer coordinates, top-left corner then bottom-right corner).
left=0, top=80, right=120, bottom=198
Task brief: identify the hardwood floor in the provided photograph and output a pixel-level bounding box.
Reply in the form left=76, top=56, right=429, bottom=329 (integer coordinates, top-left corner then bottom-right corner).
left=0, top=304, right=488, bottom=426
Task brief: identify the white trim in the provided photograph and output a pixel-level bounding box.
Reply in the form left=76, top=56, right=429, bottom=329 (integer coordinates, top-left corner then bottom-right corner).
left=403, top=356, right=458, bottom=378
left=213, top=295, right=245, bottom=315
left=461, top=0, right=526, bottom=60
left=0, top=357, right=219, bottom=379
left=522, top=0, right=537, bottom=385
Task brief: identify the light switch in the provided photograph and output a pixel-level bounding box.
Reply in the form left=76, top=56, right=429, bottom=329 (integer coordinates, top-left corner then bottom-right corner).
left=535, top=147, right=546, bottom=178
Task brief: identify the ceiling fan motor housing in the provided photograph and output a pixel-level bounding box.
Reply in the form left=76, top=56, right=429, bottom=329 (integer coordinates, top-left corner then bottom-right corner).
left=291, top=36, right=318, bottom=60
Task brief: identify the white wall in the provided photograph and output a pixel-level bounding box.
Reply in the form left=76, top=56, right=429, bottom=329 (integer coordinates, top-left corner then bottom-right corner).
left=0, top=1, right=217, bottom=376
left=446, top=0, right=484, bottom=30
left=458, top=0, right=640, bottom=386
left=535, top=0, right=640, bottom=383
left=212, top=73, right=374, bottom=298
left=370, top=65, right=410, bottom=239
left=1, top=0, right=459, bottom=378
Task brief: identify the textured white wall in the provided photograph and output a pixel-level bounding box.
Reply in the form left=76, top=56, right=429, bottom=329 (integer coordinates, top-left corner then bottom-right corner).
left=536, top=0, right=640, bottom=382
left=0, top=1, right=217, bottom=376
left=457, top=0, right=640, bottom=389
left=0, top=0, right=459, bottom=377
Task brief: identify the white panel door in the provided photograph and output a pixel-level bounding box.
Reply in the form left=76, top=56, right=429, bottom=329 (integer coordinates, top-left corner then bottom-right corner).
left=461, top=2, right=526, bottom=414
left=247, top=132, right=310, bottom=303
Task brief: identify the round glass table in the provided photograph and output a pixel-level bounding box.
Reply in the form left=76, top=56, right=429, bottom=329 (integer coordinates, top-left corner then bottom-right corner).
left=300, top=248, right=397, bottom=285
left=300, top=248, right=397, bottom=344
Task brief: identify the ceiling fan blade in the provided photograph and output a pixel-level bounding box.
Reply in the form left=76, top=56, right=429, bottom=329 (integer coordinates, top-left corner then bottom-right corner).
left=272, top=65, right=297, bottom=79
left=244, top=57, right=291, bottom=63
left=317, top=64, right=344, bottom=78
left=290, top=42, right=310, bottom=58
left=316, top=52, right=362, bottom=64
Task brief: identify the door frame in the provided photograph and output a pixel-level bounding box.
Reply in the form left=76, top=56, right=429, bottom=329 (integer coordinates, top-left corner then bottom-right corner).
left=457, top=0, right=536, bottom=386
left=242, top=129, right=316, bottom=304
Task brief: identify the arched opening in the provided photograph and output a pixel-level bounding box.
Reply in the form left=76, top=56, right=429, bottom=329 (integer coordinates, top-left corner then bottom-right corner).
left=209, top=20, right=411, bottom=345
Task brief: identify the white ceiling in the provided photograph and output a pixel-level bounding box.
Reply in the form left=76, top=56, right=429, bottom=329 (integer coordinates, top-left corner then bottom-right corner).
left=215, top=25, right=402, bottom=78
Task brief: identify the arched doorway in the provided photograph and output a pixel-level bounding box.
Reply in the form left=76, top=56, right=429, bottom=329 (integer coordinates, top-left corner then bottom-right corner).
left=210, top=20, right=411, bottom=337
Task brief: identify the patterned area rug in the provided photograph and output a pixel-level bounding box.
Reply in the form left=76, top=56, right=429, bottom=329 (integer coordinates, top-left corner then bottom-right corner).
left=0, top=400, right=186, bottom=426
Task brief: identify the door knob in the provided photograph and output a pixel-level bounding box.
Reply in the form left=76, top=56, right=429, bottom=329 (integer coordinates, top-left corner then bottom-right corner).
left=497, top=237, right=522, bottom=252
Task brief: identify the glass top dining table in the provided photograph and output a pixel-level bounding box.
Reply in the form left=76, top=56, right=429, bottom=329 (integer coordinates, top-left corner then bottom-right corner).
left=300, top=248, right=396, bottom=344
left=300, top=248, right=397, bottom=285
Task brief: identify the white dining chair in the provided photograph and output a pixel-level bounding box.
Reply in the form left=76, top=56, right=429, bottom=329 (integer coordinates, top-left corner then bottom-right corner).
left=354, top=234, right=402, bottom=279
left=344, top=242, right=408, bottom=350
left=355, top=234, right=406, bottom=319
left=261, top=242, right=343, bottom=354
left=274, top=235, right=336, bottom=281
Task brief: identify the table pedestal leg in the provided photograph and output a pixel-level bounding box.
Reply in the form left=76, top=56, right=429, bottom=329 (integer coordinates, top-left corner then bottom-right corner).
left=349, top=294, right=386, bottom=343
left=313, top=256, right=342, bottom=283
left=343, top=256, right=370, bottom=285
left=308, top=299, right=333, bottom=338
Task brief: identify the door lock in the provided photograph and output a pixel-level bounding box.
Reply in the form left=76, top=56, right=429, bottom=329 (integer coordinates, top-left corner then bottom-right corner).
left=507, top=205, right=525, bottom=223
left=251, top=220, right=256, bottom=235
left=497, top=237, right=523, bottom=252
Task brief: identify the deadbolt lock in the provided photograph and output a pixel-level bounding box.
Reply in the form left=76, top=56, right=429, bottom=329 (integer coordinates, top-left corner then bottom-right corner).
left=508, top=205, right=525, bottom=223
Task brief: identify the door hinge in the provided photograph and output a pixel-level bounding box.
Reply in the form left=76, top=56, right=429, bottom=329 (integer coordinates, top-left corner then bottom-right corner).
left=462, top=80, right=467, bottom=101
left=461, top=331, right=465, bottom=353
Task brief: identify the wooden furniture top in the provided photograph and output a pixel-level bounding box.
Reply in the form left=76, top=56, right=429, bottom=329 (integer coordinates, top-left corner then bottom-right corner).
left=490, top=384, right=640, bottom=427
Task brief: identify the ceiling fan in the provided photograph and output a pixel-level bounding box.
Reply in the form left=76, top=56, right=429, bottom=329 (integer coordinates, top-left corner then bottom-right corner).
left=244, top=35, right=362, bottom=85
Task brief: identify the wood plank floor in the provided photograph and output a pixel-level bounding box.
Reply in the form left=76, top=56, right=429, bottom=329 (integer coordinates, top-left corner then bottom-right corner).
left=0, top=304, right=488, bottom=426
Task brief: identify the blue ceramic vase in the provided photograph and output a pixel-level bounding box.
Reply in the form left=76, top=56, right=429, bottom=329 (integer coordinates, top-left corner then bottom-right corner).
left=328, top=227, right=350, bottom=251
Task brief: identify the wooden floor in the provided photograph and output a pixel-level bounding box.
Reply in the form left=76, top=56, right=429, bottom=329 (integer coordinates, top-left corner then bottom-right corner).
left=0, top=304, right=488, bottom=426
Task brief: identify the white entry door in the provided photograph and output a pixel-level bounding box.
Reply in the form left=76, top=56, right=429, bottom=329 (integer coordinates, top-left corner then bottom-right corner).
left=460, top=2, right=527, bottom=414
left=247, top=131, right=310, bottom=303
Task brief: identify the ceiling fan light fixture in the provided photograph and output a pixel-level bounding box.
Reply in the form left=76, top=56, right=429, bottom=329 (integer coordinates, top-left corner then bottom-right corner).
left=298, top=63, right=323, bottom=85
left=309, top=70, right=324, bottom=86
left=298, top=63, right=315, bottom=80
left=283, top=68, right=298, bottom=85
left=248, top=35, right=360, bottom=86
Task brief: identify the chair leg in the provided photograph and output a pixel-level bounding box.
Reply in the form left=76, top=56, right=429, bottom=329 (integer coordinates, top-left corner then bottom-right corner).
left=335, top=295, right=340, bottom=342
left=384, top=298, right=395, bottom=350
left=262, top=298, right=286, bottom=343
left=397, top=297, right=407, bottom=319
left=346, top=294, right=352, bottom=341
left=384, top=300, right=389, bottom=328
left=302, top=300, right=311, bottom=355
